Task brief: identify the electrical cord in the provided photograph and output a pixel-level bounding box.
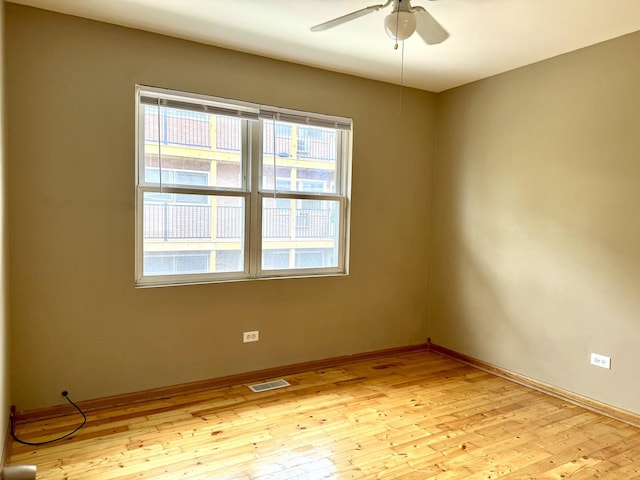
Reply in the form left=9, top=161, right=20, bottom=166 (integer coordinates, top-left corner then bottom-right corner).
left=10, top=391, right=87, bottom=446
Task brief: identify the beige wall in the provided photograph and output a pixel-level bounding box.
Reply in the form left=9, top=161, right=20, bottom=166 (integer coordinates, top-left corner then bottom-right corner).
left=432, top=31, right=640, bottom=414
left=1, top=0, right=9, bottom=456
left=5, top=5, right=436, bottom=410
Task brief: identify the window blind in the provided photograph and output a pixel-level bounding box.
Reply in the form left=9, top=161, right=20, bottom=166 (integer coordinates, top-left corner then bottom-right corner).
left=139, top=94, right=260, bottom=120
left=258, top=106, right=352, bottom=131
left=139, top=86, right=352, bottom=131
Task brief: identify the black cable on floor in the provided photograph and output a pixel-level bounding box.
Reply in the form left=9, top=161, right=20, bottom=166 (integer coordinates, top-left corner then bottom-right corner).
left=11, top=391, right=87, bottom=446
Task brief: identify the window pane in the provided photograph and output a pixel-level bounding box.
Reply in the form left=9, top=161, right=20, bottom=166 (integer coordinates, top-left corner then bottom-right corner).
left=297, top=126, right=338, bottom=161
left=262, top=249, right=290, bottom=270
left=262, top=198, right=339, bottom=270
left=176, top=171, right=208, bottom=186
left=143, top=255, right=173, bottom=275
left=143, top=105, right=243, bottom=189
left=263, top=123, right=292, bottom=158
left=295, top=249, right=334, bottom=269
left=143, top=193, right=244, bottom=275
left=144, top=252, right=209, bottom=275
left=174, top=253, right=209, bottom=273
left=262, top=121, right=337, bottom=194
left=216, top=250, right=243, bottom=273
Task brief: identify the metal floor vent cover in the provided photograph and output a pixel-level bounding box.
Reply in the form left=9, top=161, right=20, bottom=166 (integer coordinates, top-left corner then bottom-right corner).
left=248, top=379, right=291, bottom=393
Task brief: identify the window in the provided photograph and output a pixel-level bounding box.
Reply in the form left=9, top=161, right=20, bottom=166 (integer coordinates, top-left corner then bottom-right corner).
left=136, top=86, right=352, bottom=286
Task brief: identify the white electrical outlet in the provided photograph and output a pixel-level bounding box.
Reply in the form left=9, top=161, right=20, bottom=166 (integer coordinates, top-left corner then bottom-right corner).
left=243, top=331, right=259, bottom=343
left=590, top=353, right=611, bottom=369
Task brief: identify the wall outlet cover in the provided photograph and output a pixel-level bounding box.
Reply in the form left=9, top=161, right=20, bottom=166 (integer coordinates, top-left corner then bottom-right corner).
left=590, top=352, right=611, bottom=369
left=243, top=331, right=259, bottom=343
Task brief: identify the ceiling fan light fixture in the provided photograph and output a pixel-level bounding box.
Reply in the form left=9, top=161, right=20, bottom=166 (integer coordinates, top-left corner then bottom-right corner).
left=384, top=11, right=416, bottom=41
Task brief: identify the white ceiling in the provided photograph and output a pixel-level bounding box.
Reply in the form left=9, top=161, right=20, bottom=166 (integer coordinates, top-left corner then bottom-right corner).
left=9, top=0, right=640, bottom=92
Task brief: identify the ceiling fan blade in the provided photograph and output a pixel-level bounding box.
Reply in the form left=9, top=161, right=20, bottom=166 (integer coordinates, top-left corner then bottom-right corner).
left=412, top=6, right=449, bottom=45
left=311, top=4, right=386, bottom=32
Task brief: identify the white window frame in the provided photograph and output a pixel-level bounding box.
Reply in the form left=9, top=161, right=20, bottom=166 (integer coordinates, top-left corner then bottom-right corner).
left=144, top=167, right=210, bottom=204
left=135, top=85, right=352, bottom=287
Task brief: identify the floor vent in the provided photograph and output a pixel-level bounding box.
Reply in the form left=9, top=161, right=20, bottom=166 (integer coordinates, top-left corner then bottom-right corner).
left=248, top=379, right=291, bottom=393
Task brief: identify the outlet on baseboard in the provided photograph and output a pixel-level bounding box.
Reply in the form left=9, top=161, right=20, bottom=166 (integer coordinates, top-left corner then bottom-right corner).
left=243, top=330, right=259, bottom=343
left=590, top=352, right=611, bottom=369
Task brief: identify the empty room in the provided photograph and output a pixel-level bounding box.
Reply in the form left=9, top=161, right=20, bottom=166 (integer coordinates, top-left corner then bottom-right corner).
left=1, top=0, right=640, bottom=478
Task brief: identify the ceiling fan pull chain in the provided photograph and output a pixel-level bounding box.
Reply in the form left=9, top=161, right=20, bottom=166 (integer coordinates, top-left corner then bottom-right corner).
left=399, top=39, right=405, bottom=114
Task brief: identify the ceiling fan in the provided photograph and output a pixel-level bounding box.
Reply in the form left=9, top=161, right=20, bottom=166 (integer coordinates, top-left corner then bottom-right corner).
left=311, top=0, right=449, bottom=45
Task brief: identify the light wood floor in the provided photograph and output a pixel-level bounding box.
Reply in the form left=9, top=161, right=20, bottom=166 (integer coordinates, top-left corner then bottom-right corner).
left=8, top=351, right=640, bottom=479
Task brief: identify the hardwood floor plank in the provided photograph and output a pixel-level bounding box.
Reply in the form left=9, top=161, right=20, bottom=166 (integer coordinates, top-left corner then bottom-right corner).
left=8, top=351, right=640, bottom=478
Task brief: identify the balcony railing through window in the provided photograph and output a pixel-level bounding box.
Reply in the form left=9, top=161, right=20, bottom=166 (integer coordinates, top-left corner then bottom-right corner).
left=144, top=203, right=211, bottom=240
left=262, top=208, right=292, bottom=238
left=216, top=206, right=243, bottom=238
left=296, top=128, right=337, bottom=161
left=144, top=204, right=335, bottom=241
left=263, top=123, right=292, bottom=158
left=216, top=116, right=241, bottom=151
left=144, top=106, right=211, bottom=148
left=295, top=209, right=335, bottom=237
